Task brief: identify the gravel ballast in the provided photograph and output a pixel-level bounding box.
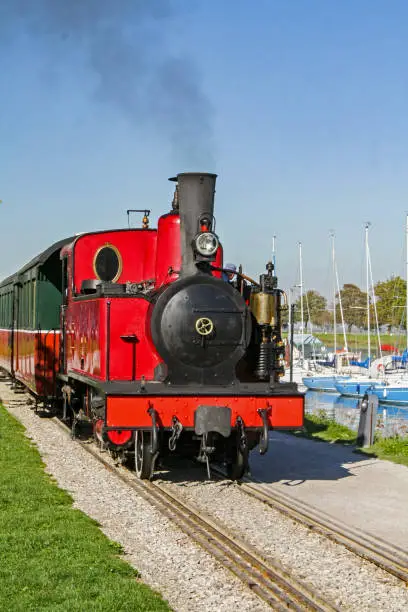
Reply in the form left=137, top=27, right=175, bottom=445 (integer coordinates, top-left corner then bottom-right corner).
left=1, top=386, right=268, bottom=612
left=2, top=382, right=408, bottom=611
left=158, top=473, right=408, bottom=611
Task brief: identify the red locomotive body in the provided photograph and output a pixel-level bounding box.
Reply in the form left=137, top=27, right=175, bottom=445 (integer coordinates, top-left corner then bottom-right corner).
left=0, top=172, right=304, bottom=480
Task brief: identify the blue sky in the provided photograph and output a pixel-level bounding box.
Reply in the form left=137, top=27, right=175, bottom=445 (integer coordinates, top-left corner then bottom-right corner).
left=1, top=0, right=408, bottom=301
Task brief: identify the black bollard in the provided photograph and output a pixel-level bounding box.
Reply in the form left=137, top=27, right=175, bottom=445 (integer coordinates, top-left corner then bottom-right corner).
left=357, top=392, right=378, bottom=447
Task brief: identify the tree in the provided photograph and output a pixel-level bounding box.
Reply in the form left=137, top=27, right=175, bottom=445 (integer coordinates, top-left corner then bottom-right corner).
left=294, top=290, right=328, bottom=327
left=336, top=284, right=367, bottom=331
left=374, top=276, right=406, bottom=332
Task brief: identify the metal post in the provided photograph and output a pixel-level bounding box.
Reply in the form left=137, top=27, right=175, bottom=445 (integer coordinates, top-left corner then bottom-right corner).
left=272, top=235, right=276, bottom=275
left=405, top=213, right=408, bottom=355
left=331, top=231, right=337, bottom=360
left=298, top=242, right=304, bottom=364
left=290, top=304, right=295, bottom=383
left=357, top=392, right=378, bottom=447
left=365, top=223, right=371, bottom=364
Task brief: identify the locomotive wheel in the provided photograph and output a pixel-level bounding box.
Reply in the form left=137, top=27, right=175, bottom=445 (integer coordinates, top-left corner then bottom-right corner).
left=226, top=433, right=248, bottom=481
left=135, top=430, right=155, bottom=480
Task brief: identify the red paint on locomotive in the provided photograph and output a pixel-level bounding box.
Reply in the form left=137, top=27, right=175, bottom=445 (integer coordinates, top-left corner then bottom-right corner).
left=65, top=299, right=105, bottom=378
left=106, top=429, right=133, bottom=446
left=155, top=212, right=181, bottom=288
left=213, top=243, right=223, bottom=278
left=106, top=395, right=304, bottom=429
left=72, top=229, right=157, bottom=293
left=107, top=298, right=161, bottom=381
left=65, top=280, right=162, bottom=382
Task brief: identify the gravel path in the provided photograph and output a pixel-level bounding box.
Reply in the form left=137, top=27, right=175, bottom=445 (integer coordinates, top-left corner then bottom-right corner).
left=158, top=472, right=408, bottom=611
left=3, top=381, right=408, bottom=611
left=0, top=385, right=268, bottom=612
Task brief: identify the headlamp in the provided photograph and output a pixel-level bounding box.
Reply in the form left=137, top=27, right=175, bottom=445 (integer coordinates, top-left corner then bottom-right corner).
left=194, top=232, right=219, bottom=257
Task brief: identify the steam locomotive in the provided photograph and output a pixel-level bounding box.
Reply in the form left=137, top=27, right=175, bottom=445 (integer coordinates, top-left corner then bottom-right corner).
left=0, top=172, right=304, bottom=479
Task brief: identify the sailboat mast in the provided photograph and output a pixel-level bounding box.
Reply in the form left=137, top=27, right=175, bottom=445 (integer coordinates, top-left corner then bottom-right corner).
left=272, top=235, right=277, bottom=275
left=288, top=286, right=292, bottom=330
left=406, top=214, right=408, bottom=353
left=365, top=222, right=371, bottom=362
left=299, top=241, right=304, bottom=363
left=331, top=232, right=337, bottom=361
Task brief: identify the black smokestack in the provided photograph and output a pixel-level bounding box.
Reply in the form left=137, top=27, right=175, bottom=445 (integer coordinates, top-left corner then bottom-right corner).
left=169, top=172, right=217, bottom=276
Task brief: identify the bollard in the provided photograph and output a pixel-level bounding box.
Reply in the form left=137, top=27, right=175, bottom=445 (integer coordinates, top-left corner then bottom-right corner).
left=357, top=393, right=378, bottom=447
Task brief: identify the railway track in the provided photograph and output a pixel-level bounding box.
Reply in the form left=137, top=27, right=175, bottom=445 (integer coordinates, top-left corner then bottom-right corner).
left=212, top=468, right=408, bottom=585
left=1, top=387, right=335, bottom=611
left=4, top=384, right=407, bottom=606
left=52, top=420, right=335, bottom=611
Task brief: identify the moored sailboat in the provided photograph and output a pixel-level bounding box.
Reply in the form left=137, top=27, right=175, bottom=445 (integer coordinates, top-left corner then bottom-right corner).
left=335, top=216, right=408, bottom=400
left=303, top=231, right=358, bottom=391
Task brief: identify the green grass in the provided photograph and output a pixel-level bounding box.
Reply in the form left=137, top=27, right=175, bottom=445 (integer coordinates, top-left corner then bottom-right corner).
left=0, top=404, right=170, bottom=611
left=293, top=412, right=357, bottom=444
left=294, top=411, right=408, bottom=467
left=282, top=332, right=404, bottom=351
left=360, top=435, right=408, bottom=467
left=312, top=333, right=401, bottom=352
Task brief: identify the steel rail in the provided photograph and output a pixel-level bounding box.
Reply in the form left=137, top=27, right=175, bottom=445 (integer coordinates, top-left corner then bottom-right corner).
left=13, top=407, right=337, bottom=612
left=56, top=424, right=335, bottom=611
left=2, top=385, right=407, bottom=590
left=212, top=468, right=408, bottom=585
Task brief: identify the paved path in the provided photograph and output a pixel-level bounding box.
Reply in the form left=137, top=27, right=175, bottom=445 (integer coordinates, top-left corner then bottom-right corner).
left=249, top=432, right=408, bottom=551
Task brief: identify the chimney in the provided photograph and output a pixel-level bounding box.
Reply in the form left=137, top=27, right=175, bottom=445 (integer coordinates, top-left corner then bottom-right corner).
left=169, top=172, right=217, bottom=276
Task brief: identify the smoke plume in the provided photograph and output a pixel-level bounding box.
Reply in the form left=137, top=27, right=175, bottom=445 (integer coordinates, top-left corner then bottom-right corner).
left=0, top=0, right=214, bottom=167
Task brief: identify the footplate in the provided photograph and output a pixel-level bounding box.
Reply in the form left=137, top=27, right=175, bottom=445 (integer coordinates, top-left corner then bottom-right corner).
left=194, top=405, right=231, bottom=437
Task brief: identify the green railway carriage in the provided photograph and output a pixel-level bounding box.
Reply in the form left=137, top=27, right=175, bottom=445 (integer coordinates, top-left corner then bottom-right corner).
left=0, top=237, right=73, bottom=396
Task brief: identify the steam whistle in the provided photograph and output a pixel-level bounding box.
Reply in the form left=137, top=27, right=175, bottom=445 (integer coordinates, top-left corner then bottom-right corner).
left=127, top=209, right=151, bottom=229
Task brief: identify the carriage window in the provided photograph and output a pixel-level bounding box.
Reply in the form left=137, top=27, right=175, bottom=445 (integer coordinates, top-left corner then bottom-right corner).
left=93, top=245, right=122, bottom=282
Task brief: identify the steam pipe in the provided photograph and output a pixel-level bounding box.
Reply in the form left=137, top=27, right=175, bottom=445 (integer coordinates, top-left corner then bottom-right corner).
left=210, top=265, right=261, bottom=288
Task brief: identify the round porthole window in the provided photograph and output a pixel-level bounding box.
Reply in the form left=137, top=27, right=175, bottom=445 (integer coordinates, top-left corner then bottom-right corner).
left=93, top=244, right=122, bottom=282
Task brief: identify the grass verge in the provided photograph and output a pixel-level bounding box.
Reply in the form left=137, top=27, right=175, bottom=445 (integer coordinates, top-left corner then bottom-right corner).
left=293, top=412, right=408, bottom=467
left=360, top=436, right=408, bottom=467
left=282, top=332, right=403, bottom=352
left=293, top=412, right=357, bottom=444
left=310, top=333, right=400, bottom=352
left=0, top=404, right=170, bottom=611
